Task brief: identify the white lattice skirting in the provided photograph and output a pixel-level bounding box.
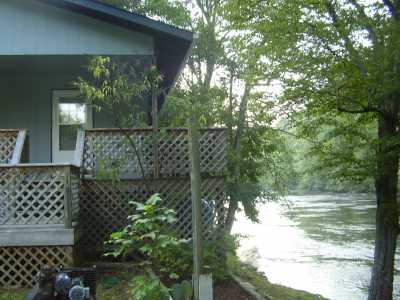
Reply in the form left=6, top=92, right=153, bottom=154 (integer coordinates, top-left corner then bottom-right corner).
left=0, top=246, right=73, bottom=287
left=79, top=177, right=228, bottom=251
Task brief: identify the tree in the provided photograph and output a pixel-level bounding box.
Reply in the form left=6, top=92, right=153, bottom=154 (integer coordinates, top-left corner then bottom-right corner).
left=226, top=0, right=400, bottom=298
left=76, top=56, right=162, bottom=183
left=279, top=113, right=376, bottom=193
left=98, top=0, right=191, bottom=27
left=101, top=0, right=286, bottom=231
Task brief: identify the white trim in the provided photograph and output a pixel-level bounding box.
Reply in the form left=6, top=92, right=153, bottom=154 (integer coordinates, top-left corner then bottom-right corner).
left=0, top=226, right=75, bottom=246
left=52, top=90, right=92, bottom=163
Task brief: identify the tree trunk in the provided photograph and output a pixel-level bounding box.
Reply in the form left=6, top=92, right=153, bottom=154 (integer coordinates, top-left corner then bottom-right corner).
left=368, top=112, right=399, bottom=300
left=225, top=198, right=238, bottom=233
left=224, top=84, right=251, bottom=232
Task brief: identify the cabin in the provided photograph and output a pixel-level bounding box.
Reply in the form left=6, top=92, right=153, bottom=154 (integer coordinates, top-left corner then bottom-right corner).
left=0, top=0, right=227, bottom=288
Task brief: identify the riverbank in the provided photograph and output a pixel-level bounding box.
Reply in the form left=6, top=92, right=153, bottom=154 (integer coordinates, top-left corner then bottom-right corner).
left=0, top=256, right=326, bottom=300
left=228, top=255, right=327, bottom=300
left=0, top=275, right=251, bottom=300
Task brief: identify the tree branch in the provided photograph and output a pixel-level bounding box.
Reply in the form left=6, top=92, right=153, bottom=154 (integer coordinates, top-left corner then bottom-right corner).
left=108, top=84, right=149, bottom=189
left=308, top=23, right=344, bottom=59
left=196, top=0, right=210, bottom=23
left=383, top=0, right=398, bottom=19
left=274, top=128, right=321, bottom=145
left=337, top=105, right=377, bottom=114
left=327, top=87, right=378, bottom=114
left=325, top=1, right=367, bottom=79
left=348, top=0, right=378, bottom=45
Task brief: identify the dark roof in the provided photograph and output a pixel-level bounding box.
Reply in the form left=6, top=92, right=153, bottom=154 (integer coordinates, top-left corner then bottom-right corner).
left=35, top=0, right=194, bottom=101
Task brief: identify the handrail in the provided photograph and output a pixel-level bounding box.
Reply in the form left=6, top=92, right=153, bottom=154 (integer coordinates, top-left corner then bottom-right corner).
left=0, top=163, right=80, bottom=168
left=73, top=130, right=85, bottom=168
left=10, top=129, right=27, bottom=164
left=64, top=165, right=73, bottom=229
left=0, top=129, right=25, bottom=164
left=0, top=129, right=21, bottom=132
left=84, top=127, right=227, bottom=133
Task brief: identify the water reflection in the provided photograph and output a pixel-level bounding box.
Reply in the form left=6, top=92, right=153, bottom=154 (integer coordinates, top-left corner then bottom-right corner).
left=232, top=194, right=400, bottom=300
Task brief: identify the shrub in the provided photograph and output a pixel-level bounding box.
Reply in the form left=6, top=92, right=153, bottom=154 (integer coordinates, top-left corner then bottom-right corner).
left=130, top=274, right=170, bottom=300
left=105, top=194, right=188, bottom=280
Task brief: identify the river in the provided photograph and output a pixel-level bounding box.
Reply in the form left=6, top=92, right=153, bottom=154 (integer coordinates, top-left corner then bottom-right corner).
left=232, top=194, right=400, bottom=300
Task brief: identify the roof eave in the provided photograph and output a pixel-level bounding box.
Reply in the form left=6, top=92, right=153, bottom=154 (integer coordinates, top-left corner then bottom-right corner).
left=36, top=0, right=193, bottom=42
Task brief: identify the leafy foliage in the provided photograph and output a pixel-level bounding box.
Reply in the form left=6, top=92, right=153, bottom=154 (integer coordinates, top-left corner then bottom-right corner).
left=100, top=0, right=286, bottom=228
left=105, top=194, right=188, bottom=280
left=170, top=280, right=193, bottom=300
left=277, top=114, right=376, bottom=193
left=225, top=0, right=400, bottom=181
left=76, top=56, right=161, bottom=129
left=105, top=194, right=236, bottom=298
left=98, top=0, right=191, bottom=27
left=76, top=56, right=163, bottom=181
left=130, top=274, right=170, bottom=300
left=226, top=0, right=400, bottom=297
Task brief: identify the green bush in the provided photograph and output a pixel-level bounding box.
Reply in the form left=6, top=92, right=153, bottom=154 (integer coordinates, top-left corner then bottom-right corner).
left=105, top=194, right=241, bottom=299
left=130, top=274, right=170, bottom=300
left=105, top=194, right=188, bottom=280
left=157, top=233, right=241, bottom=282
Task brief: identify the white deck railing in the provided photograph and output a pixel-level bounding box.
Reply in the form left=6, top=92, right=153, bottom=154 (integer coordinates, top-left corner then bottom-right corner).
left=82, top=128, right=227, bottom=178
left=0, top=129, right=81, bottom=228
left=0, top=164, right=80, bottom=228
left=0, top=129, right=27, bottom=164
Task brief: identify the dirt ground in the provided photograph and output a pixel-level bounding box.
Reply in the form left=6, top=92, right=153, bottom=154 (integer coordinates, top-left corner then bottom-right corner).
left=214, top=279, right=255, bottom=300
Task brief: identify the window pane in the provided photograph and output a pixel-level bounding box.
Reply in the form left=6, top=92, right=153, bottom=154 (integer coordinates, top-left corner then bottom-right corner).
left=59, top=125, right=81, bottom=151
left=59, top=103, right=86, bottom=124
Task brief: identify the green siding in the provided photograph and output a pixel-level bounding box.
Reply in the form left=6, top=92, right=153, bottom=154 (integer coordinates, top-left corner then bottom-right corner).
left=0, top=56, right=151, bottom=163
left=0, top=74, right=69, bottom=162
left=0, top=0, right=154, bottom=56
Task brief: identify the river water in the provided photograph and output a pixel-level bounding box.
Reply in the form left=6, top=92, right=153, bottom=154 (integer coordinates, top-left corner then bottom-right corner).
left=232, top=194, right=400, bottom=300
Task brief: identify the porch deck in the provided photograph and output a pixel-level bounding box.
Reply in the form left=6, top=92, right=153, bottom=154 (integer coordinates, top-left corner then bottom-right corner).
left=0, top=163, right=80, bottom=246
left=0, top=127, right=227, bottom=287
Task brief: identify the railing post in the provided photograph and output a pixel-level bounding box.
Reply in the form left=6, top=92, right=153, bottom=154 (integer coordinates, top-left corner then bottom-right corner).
left=64, top=166, right=73, bottom=229
left=188, top=114, right=203, bottom=300
left=152, top=86, right=160, bottom=179
left=73, top=130, right=85, bottom=168
left=11, top=130, right=27, bottom=164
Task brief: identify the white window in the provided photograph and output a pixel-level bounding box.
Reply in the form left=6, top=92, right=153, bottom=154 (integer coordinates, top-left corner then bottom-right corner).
left=52, top=90, right=92, bottom=163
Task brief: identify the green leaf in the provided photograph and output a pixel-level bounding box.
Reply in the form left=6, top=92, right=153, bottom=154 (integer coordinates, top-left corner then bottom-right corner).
left=169, top=272, right=179, bottom=280
left=110, top=232, right=122, bottom=239
left=142, top=232, right=156, bottom=240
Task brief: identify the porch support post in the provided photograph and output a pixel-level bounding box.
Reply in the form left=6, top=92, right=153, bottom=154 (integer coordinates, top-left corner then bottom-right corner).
left=152, top=85, right=160, bottom=179
left=11, top=130, right=27, bottom=164
left=64, top=166, right=73, bottom=229
left=73, top=130, right=85, bottom=168
left=188, top=113, right=203, bottom=300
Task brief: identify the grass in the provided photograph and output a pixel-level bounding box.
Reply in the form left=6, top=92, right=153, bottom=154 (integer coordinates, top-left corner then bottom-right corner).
left=0, top=289, right=26, bottom=300
left=228, top=254, right=328, bottom=300
left=96, top=271, right=136, bottom=300
left=0, top=271, right=137, bottom=300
